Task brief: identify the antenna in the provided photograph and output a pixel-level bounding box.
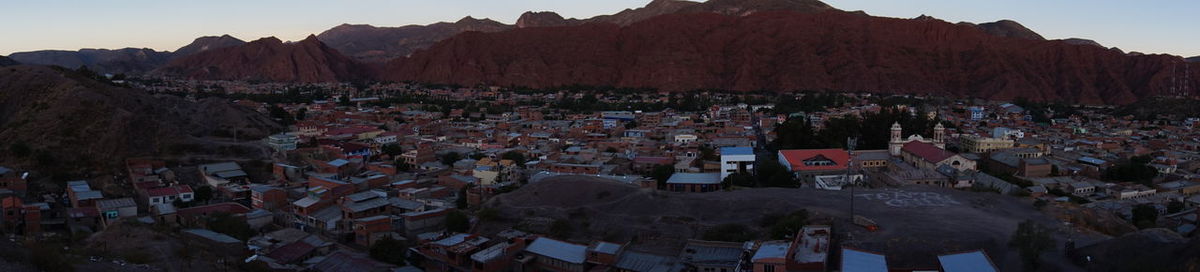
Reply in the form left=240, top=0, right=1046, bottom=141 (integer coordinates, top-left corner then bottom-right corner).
left=847, top=136, right=858, bottom=220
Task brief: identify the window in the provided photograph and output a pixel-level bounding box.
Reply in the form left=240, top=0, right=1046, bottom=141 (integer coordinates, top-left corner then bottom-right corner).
left=763, top=265, right=776, bottom=272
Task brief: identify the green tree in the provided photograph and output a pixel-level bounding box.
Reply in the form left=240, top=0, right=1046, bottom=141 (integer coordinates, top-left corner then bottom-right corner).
left=501, top=151, right=527, bottom=165
left=549, top=219, right=574, bottom=239
left=268, top=105, right=295, bottom=126
left=207, top=212, right=255, bottom=240
left=1132, top=204, right=1158, bottom=229
left=441, top=152, right=463, bottom=166
left=294, top=108, right=307, bottom=120
left=368, top=237, right=407, bottom=266
left=381, top=144, right=404, bottom=157
left=702, top=223, right=757, bottom=242
left=9, top=142, right=31, bottom=158
left=1167, top=200, right=1185, bottom=214
left=456, top=186, right=470, bottom=209
left=650, top=164, right=675, bottom=189
left=1009, top=220, right=1054, bottom=270
left=446, top=210, right=470, bottom=233
left=194, top=186, right=214, bottom=203
left=767, top=210, right=810, bottom=239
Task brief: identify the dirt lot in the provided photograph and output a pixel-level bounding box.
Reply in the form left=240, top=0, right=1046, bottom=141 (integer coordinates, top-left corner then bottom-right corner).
left=482, top=176, right=1108, bottom=271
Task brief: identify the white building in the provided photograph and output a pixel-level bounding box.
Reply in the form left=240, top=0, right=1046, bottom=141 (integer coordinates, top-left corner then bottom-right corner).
left=719, top=147, right=756, bottom=180
left=674, top=134, right=698, bottom=144
left=266, top=133, right=299, bottom=152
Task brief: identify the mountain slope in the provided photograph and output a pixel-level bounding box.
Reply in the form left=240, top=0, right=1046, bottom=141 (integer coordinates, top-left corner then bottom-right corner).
left=317, top=17, right=512, bottom=62
left=173, top=35, right=246, bottom=57
left=971, top=19, right=1045, bottom=40
left=385, top=10, right=1197, bottom=104
left=8, top=48, right=173, bottom=75
left=0, top=65, right=281, bottom=172
left=157, top=35, right=370, bottom=82
left=0, top=56, right=17, bottom=66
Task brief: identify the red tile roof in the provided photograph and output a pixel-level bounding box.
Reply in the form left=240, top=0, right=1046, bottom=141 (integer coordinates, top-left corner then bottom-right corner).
left=779, top=149, right=850, bottom=171
left=902, top=141, right=955, bottom=163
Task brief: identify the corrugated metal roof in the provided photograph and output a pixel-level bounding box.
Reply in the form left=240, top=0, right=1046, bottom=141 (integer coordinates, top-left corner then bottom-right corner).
left=841, top=248, right=888, bottom=272
left=937, top=250, right=997, bottom=272
left=526, top=237, right=587, bottom=264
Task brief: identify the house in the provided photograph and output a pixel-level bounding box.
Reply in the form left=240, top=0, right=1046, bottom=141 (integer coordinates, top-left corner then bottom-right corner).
left=612, top=251, right=677, bottom=272
left=96, top=198, right=137, bottom=224
left=778, top=149, right=850, bottom=183
left=0, top=166, right=27, bottom=192
left=413, top=233, right=492, bottom=271
left=352, top=215, right=398, bottom=247
left=144, top=185, right=194, bottom=206
left=679, top=240, right=745, bottom=272
left=586, top=241, right=622, bottom=265
left=310, top=250, right=395, bottom=272
left=66, top=180, right=103, bottom=208
left=789, top=225, right=831, bottom=271
left=199, top=162, right=248, bottom=187
left=720, top=147, right=756, bottom=180
left=937, top=250, right=999, bottom=272
left=182, top=229, right=248, bottom=258
left=751, top=240, right=790, bottom=272
left=250, top=185, right=287, bottom=210
left=840, top=248, right=888, bottom=272
left=665, top=173, right=724, bottom=193
left=521, top=237, right=589, bottom=272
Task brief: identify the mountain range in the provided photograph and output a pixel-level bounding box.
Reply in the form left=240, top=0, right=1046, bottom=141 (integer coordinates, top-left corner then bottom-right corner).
left=5, top=0, right=1198, bottom=104
left=7, top=35, right=246, bottom=75
left=155, top=35, right=371, bottom=83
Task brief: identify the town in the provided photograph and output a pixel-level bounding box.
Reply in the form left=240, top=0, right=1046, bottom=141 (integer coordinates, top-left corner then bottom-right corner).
left=2, top=78, right=1198, bottom=272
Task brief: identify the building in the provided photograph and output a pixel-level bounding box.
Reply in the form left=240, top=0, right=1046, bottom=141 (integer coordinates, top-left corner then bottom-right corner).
left=958, top=135, right=1015, bottom=154
left=0, top=166, right=27, bottom=192
left=66, top=180, right=103, bottom=208
left=267, top=133, right=300, bottom=152
left=96, top=198, right=137, bottom=223
left=778, top=149, right=850, bottom=183
left=840, top=248, right=888, bottom=272
left=789, top=225, right=831, bottom=271
left=199, top=162, right=248, bottom=187
left=679, top=240, right=745, bottom=272
left=521, top=237, right=588, bottom=272
left=888, top=122, right=944, bottom=156
left=720, top=147, right=756, bottom=180
left=937, top=250, right=999, bottom=272
left=751, top=240, right=789, bottom=272
left=144, top=185, right=194, bottom=206
left=665, top=173, right=723, bottom=193
left=899, top=141, right=976, bottom=171
left=250, top=185, right=288, bottom=210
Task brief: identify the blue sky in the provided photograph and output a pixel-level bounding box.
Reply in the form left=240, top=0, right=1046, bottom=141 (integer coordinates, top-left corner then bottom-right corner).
left=2, top=0, right=1196, bottom=57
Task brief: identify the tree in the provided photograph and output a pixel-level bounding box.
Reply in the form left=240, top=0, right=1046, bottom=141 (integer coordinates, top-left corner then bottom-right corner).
left=268, top=105, right=295, bottom=126
left=702, top=223, right=757, bottom=242
left=9, top=142, right=31, bottom=157
left=369, top=237, right=407, bottom=266
left=28, top=242, right=73, bottom=272
left=1104, top=155, right=1158, bottom=186
left=441, top=152, right=463, bottom=166
left=294, top=108, right=307, bottom=121
left=1009, top=220, right=1053, bottom=270
left=446, top=210, right=470, bottom=233
left=549, top=219, right=574, bottom=239
left=1167, top=200, right=1185, bottom=214
left=1132, top=204, right=1158, bottom=229
left=624, top=120, right=639, bottom=129
left=194, top=186, right=214, bottom=203
left=722, top=173, right=754, bottom=189
left=650, top=164, right=675, bottom=189
left=456, top=186, right=470, bottom=209
left=381, top=144, right=404, bottom=157
left=207, top=212, right=255, bottom=240
left=501, top=151, right=527, bottom=165
left=766, top=210, right=810, bottom=239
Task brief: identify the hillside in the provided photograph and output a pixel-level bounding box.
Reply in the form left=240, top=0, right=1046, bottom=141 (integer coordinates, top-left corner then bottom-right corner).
left=0, top=65, right=281, bottom=173
left=317, top=17, right=512, bottom=63
left=385, top=10, right=1198, bottom=104
left=172, top=34, right=246, bottom=57
left=157, top=35, right=371, bottom=82
left=8, top=48, right=173, bottom=75
left=0, top=56, right=17, bottom=66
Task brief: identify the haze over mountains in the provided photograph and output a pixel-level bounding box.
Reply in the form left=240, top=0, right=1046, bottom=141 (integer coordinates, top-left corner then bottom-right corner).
left=3, top=0, right=1198, bottom=104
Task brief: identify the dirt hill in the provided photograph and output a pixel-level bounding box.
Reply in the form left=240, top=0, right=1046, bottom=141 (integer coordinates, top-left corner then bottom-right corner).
left=157, top=35, right=371, bottom=82
left=0, top=65, right=281, bottom=174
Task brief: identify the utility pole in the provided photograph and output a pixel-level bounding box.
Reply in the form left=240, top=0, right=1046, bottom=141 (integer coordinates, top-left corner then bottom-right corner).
left=847, top=137, right=857, bottom=220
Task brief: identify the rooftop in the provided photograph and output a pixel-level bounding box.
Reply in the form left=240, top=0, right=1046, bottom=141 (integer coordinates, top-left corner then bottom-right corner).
left=526, top=237, right=587, bottom=264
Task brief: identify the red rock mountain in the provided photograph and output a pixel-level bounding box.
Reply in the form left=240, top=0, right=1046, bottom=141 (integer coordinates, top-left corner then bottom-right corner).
left=317, top=17, right=512, bottom=63
left=385, top=11, right=1199, bottom=104
left=157, top=35, right=370, bottom=82
left=173, top=34, right=246, bottom=57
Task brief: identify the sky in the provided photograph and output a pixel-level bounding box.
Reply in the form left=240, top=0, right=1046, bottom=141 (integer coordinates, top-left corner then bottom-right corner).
left=1, top=0, right=1197, bottom=57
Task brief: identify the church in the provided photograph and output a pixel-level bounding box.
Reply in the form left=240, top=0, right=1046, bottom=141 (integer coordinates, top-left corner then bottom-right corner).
left=889, top=122, right=976, bottom=171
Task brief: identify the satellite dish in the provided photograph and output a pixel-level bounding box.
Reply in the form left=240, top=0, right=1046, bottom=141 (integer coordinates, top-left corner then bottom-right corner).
left=21, top=172, right=28, bottom=180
